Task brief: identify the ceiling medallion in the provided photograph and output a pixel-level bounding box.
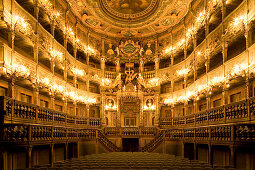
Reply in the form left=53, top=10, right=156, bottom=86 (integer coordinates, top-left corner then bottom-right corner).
left=100, top=0, right=158, bottom=20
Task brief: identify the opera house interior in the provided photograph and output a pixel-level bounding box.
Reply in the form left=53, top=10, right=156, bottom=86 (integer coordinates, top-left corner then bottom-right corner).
left=0, top=0, right=255, bottom=169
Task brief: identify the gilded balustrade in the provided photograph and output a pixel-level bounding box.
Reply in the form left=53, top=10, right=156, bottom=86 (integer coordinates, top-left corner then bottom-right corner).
left=140, top=131, right=164, bottom=152
left=0, top=96, right=102, bottom=127
left=160, top=98, right=255, bottom=128
left=97, top=130, right=120, bottom=152
left=141, top=124, right=255, bottom=152
left=103, top=127, right=158, bottom=137
left=1, top=124, right=97, bottom=144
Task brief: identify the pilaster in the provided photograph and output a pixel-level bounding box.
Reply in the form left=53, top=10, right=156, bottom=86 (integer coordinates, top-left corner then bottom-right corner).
left=26, top=146, right=33, bottom=168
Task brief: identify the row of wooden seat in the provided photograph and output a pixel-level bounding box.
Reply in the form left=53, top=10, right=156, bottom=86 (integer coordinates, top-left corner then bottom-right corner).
left=20, top=152, right=236, bottom=170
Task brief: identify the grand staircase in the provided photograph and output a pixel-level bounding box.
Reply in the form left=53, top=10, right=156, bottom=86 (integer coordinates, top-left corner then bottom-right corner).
left=97, top=130, right=120, bottom=152
left=140, top=131, right=164, bottom=152
left=28, top=152, right=236, bottom=170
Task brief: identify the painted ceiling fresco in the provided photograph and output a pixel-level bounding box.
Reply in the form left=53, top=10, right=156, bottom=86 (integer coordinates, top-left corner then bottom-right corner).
left=106, top=0, right=152, bottom=14
left=68, top=0, right=191, bottom=38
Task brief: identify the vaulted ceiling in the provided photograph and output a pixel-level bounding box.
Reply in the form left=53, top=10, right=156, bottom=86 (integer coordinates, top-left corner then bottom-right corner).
left=67, top=0, right=191, bottom=38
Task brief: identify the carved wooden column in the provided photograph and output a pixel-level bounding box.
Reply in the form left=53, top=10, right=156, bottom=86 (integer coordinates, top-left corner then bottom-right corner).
left=193, top=58, right=197, bottom=81
left=33, top=85, right=39, bottom=105
left=33, top=0, right=39, bottom=21
left=116, top=96, right=121, bottom=127
left=171, top=55, right=174, bottom=66
left=73, top=48, right=77, bottom=87
left=76, top=141, right=80, bottom=159
left=193, top=99, right=198, bottom=113
left=73, top=102, right=77, bottom=116
left=50, top=95, right=55, bottom=110
left=50, top=144, right=55, bottom=166
left=86, top=34, right=90, bottom=91
left=101, top=39, right=105, bottom=75
left=229, top=145, right=236, bottom=168
left=139, top=59, right=144, bottom=73
left=208, top=144, right=212, bottom=165
left=154, top=58, right=159, bottom=77
left=171, top=105, right=174, bottom=126
left=116, top=59, right=120, bottom=74
left=64, top=99, right=68, bottom=113
left=194, top=143, right=197, bottom=160
left=244, top=25, right=252, bottom=100
left=222, top=41, right=228, bottom=63
left=154, top=94, right=160, bottom=126
left=206, top=94, right=211, bottom=110
left=0, top=146, right=7, bottom=170
left=101, top=94, right=106, bottom=126
left=245, top=23, right=253, bottom=48
left=140, top=96, right=144, bottom=126
left=170, top=31, right=173, bottom=65
left=26, top=146, right=32, bottom=168
left=51, top=20, right=55, bottom=37
left=100, top=57, right=106, bottom=76
left=222, top=86, right=229, bottom=105
left=65, top=142, right=68, bottom=160
left=86, top=33, right=90, bottom=66
left=8, top=77, right=15, bottom=98
left=222, top=0, right=227, bottom=19
left=86, top=104, right=90, bottom=125
left=181, top=141, right=185, bottom=158
left=184, top=101, right=188, bottom=117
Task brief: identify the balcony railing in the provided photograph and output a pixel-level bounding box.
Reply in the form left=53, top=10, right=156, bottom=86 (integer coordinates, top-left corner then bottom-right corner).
left=164, top=124, right=255, bottom=143
left=159, top=98, right=254, bottom=128
left=97, top=130, right=120, bottom=152
left=0, top=96, right=101, bottom=128
left=141, top=124, right=255, bottom=152
left=103, top=127, right=158, bottom=137
left=0, top=124, right=97, bottom=144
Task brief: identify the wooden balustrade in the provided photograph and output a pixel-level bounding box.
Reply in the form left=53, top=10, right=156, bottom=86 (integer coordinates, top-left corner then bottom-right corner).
left=0, top=124, right=97, bottom=144
left=140, top=131, right=164, bottom=152
left=97, top=130, right=120, bottom=152
left=0, top=96, right=100, bottom=127
left=104, top=72, right=117, bottom=79
left=142, top=72, right=155, bottom=79
left=141, top=124, right=255, bottom=152
left=164, top=124, right=255, bottom=142
left=160, top=98, right=255, bottom=128
left=103, top=127, right=158, bottom=137
left=89, top=118, right=102, bottom=127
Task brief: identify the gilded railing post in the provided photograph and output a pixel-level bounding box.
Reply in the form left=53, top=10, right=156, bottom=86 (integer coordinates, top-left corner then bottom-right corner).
left=194, top=113, right=196, bottom=126
left=51, top=126, right=54, bottom=141
left=231, top=125, right=235, bottom=142
left=209, top=126, right=211, bottom=141
left=28, top=125, right=32, bottom=141
left=248, top=98, right=251, bottom=120
left=96, top=129, right=98, bottom=139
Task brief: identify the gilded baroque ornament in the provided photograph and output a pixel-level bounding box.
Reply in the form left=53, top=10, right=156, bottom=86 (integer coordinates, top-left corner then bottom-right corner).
left=101, top=0, right=158, bottom=20
left=67, top=0, right=191, bottom=37
left=119, top=40, right=140, bottom=57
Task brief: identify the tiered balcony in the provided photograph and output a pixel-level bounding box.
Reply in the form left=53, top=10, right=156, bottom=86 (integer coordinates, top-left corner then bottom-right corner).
left=160, top=98, right=254, bottom=128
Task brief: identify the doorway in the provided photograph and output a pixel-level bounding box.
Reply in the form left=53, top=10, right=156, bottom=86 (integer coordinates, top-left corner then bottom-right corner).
left=122, top=138, right=139, bottom=152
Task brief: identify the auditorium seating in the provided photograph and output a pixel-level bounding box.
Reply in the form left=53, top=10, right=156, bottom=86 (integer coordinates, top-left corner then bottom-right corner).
left=22, top=152, right=237, bottom=170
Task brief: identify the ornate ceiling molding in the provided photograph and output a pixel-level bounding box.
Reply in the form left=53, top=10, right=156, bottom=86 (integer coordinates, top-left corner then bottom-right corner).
left=67, top=0, right=191, bottom=38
